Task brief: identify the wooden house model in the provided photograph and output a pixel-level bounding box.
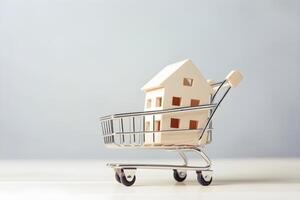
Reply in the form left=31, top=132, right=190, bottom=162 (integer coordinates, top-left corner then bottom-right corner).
left=141, top=59, right=214, bottom=146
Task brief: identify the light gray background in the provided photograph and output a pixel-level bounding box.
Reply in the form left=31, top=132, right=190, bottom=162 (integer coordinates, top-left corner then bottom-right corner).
left=0, top=0, right=299, bottom=159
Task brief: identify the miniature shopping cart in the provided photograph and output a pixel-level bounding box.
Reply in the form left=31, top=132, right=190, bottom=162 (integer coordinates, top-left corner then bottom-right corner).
left=99, top=69, right=242, bottom=186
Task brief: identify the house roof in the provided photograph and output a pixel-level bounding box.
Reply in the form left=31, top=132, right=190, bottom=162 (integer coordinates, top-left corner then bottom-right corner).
left=141, top=59, right=191, bottom=91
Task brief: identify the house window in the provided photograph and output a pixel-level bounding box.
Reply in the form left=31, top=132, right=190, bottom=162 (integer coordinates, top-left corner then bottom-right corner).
left=145, top=121, right=150, bottom=131
left=146, top=99, right=151, bottom=108
left=156, top=97, right=162, bottom=107
left=170, top=118, right=180, bottom=128
left=172, top=97, right=181, bottom=106
left=183, top=78, right=193, bottom=86
left=189, top=120, right=198, bottom=129
left=191, top=99, right=200, bottom=107
left=155, top=120, right=161, bottom=131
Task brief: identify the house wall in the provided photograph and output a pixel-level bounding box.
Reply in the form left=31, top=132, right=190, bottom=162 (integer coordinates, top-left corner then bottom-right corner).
left=159, top=111, right=209, bottom=146
left=160, top=62, right=211, bottom=133
left=144, top=88, right=165, bottom=111
left=162, top=61, right=211, bottom=108
left=143, top=88, right=164, bottom=145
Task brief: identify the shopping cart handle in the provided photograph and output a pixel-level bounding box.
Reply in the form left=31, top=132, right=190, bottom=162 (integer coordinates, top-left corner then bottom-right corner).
left=225, top=70, right=243, bottom=88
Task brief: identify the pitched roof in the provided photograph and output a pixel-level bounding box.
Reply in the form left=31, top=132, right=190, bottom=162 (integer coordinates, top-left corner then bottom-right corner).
left=141, top=59, right=191, bottom=91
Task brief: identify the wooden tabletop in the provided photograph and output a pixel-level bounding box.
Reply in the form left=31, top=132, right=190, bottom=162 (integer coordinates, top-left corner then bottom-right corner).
left=0, top=159, right=299, bottom=200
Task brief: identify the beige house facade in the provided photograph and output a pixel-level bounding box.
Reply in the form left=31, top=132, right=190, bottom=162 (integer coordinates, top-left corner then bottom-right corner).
left=141, top=59, right=214, bottom=146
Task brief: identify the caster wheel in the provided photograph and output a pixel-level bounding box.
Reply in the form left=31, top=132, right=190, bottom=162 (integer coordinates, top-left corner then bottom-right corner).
left=196, top=171, right=212, bottom=186
left=115, top=172, right=121, bottom=183
left=120, top=169, right=136, bottom=186
left=120, top=174, right=136, bottom=186
left=173, top=169, right=187, bottom=182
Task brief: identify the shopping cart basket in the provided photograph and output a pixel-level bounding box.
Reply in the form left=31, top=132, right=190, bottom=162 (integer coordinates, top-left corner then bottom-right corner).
left=99, top=70, right=242, bottom=186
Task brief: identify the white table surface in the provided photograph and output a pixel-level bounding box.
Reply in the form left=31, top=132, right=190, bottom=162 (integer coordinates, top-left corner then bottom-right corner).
left=0, top=159, right=299, bottom=200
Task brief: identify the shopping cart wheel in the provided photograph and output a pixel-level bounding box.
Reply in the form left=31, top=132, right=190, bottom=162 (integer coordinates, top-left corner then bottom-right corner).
left=196, top=171, right=212, bottom=186
left=115, top=172, right=121, bottom=183
left=173, top=169, right=187, bottom=182
left=120, top=169, right=136, bottom=186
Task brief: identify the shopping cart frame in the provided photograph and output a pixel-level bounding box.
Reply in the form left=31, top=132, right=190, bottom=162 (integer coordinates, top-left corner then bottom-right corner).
left=99, top=79, right=233, bottom=186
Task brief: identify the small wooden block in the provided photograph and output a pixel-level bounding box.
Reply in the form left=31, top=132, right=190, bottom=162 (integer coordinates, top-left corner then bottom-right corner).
left=226, top=70, right=243, bottom=87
